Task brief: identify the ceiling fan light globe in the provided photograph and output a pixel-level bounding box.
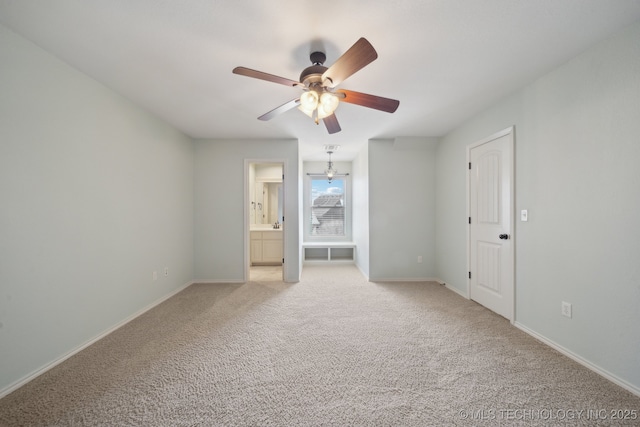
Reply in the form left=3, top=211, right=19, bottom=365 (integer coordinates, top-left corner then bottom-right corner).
left=300, top=91, right=319, bottom=110
left=316, top=104, right=332, bottom=119
left=298, top=105, right=314, bottom=118
left=320, top=92, right=339, bottom=113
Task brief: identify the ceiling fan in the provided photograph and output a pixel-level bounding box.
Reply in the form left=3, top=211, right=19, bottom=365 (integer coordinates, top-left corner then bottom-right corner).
left=232, top=38, right=399, bottom=134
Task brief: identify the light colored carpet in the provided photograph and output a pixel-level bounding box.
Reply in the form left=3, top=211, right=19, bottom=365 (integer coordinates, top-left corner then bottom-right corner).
left=0, top=264, right=638, bottom=426
left=250, top=265, right=283, bottom=282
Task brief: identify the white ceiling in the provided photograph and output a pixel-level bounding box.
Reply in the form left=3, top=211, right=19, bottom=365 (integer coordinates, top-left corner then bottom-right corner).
left=2, top=1, right=640, bottom=161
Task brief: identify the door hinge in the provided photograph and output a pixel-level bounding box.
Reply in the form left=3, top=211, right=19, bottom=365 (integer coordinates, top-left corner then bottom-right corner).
left=282, top=258, right=285, bottom=264
left=468, top=217, right=471, bottom=224
left=469, top=271, right=471, bottom=279
left=469, top=162, right=472, bottom=170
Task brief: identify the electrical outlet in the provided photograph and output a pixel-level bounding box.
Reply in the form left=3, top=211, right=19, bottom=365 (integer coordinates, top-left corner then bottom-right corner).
left=417, top=255, right=423, bottom=264
left=561, top=301, right=572, bottom=318
left=152, top=271, right=158, bottom=282
left=164, top=267, right=169, bottom=276
left=521, top=209, right=528, bottom=221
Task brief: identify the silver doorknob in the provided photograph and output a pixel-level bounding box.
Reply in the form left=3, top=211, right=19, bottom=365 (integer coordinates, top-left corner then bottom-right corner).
left=499, top=234, right=510, bottom=240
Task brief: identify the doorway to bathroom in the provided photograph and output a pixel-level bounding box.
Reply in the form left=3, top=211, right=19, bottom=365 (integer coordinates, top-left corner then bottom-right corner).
left=246, top=161, right=284, bottom=281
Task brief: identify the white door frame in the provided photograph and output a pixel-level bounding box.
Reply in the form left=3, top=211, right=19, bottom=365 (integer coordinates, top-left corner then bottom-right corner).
left=244, top=159, right=287, bottom=282
left=466, top=126, right=515, bottom=322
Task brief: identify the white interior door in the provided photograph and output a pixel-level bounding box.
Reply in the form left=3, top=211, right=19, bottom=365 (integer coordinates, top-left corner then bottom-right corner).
left=468, top=127, right=514, bottom=320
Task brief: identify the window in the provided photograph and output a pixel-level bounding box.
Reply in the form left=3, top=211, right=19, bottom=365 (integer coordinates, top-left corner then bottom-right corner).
left=308, top=177, right=347, bottom=238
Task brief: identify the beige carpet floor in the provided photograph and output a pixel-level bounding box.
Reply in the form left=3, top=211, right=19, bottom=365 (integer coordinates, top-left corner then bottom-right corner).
left=0, top=264, right=638, bottom=426
left=250, top=265, right=283, bottom=282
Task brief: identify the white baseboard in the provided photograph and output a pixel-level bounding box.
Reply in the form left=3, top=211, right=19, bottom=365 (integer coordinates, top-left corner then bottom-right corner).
left=370, top=277, right=441, bottom=282
left=439, top=283, right=638, bottom=397
left=434, top=277, right=470, bottom=299
left=194, top=279, right=246, bottom=284
left=0, top=281, right=194, bottom=399
left=513, top=322, right=640, bottom=398
left=354, top=262, right=369, bottom=281
left=445, top=284, right=469, bottom=299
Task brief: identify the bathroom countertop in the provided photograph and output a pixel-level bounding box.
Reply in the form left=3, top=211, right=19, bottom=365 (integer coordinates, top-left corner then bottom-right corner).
left=250, top=225, right=283, bottom=231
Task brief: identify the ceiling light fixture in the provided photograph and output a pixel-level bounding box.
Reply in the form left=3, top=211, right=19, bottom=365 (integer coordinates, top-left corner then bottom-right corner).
left=298, top=87, right=340, bottom=124
left=306, top=147, right=349, bottom=182
left=325, top=150, right=338, bottom=182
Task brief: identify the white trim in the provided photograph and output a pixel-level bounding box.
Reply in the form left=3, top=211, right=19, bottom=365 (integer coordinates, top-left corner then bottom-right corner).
left=445, top=283, right=470, bottom=299
left=244, top=159, right=287, bottom=283
left=304, top=174, right=352, bottom=243
left=193, top=279, right=246, bottom=284
left=369, top=277, right=441, bottom=282
left=514, top=322, right=640, bottom=398
left=0, top=281, right=194, bottom=399
left=302, top=242, right=356, bottom=248
left=355, top=262, right=370, bottom=281
left=433, top=277, right=470, bottom=299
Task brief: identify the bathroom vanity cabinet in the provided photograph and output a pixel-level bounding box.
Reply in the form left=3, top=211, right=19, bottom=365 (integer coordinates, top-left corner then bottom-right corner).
left=250, top=230, right=283, bottom=265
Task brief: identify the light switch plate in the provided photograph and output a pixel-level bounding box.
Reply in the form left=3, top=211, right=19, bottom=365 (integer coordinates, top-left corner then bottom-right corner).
left=521, top=210, right=528, bottom=221
left=561, top=301, right=572, bottom=318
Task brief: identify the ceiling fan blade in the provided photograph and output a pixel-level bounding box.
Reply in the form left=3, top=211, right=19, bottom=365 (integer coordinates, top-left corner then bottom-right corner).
left=322, top=38, right=378, bottom=88
left=258, top=98, right=301, bottom=121
left=323, top=114, right=341, bottom=134
left=233, top=67, right=301, bottom=87
left=336, top=89, right=399, bottom=113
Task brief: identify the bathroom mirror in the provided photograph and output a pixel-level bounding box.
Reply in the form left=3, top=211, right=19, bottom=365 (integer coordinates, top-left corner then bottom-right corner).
left=254, top=181, right=282, bottom=224
left=250, top=163, right=283, bottom=226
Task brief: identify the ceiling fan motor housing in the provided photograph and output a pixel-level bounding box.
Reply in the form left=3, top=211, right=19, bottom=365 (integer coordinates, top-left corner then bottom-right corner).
left=300, top=51, right=329, bottom=86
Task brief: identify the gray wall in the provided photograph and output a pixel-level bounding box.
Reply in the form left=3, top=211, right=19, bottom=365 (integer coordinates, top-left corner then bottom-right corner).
left=0, top=25, right=194, bottom=392
left=194, top=139, right=299, bottom=283
left=435, top=22, right=640, bottom=391
left=369, top=138, right=437, bottom=281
